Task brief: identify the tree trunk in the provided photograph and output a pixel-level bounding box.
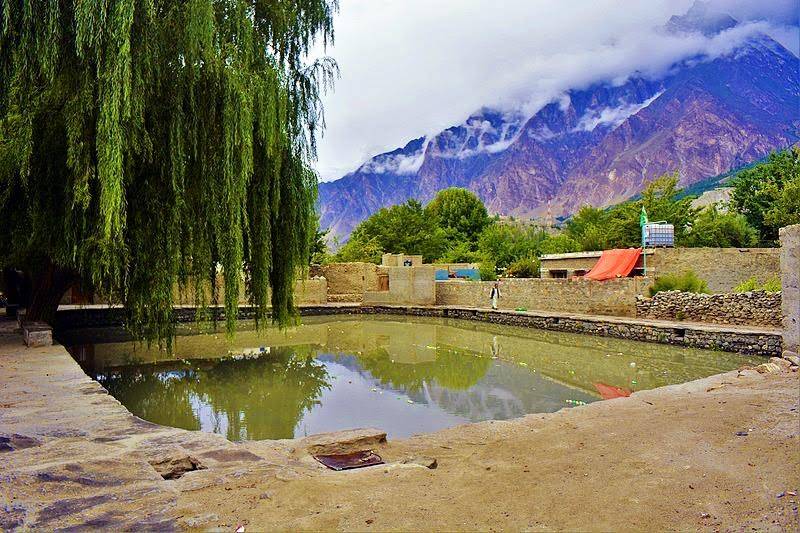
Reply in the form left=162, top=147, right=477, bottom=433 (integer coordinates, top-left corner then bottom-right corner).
left=25, top=262, right=79, bottom=325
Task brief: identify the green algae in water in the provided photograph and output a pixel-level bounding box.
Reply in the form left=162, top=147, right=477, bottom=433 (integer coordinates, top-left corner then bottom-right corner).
left=62, top=315, right=759, bottom=441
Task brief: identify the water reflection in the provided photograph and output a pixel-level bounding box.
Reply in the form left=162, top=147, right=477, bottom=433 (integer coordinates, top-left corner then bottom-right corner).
left=63, top=315, right=756, bottom=440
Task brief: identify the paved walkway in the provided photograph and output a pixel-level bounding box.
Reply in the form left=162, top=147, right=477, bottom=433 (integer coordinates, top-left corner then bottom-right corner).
left=0, top=317, right=307, bottom=530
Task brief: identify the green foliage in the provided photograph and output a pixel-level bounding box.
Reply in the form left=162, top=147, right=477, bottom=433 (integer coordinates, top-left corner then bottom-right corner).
left=505, top=256, right=540, bottom=278
left=336, top=200, right=447, bottom=262
left=683, top=205, right=758, bottom=248
left=649, top=271, right=709, bottom=296
left=0, top=0, right=338, bottom=342
left=730, top=148, right=800, bottom=244
left=477, top=224, right=546, bottom=269
left=438, top=241, right=484, bottom=263
left=308, top=216, right=330, bottom=265
left=334, top=235, right=383, bottom=264
left=734, top=276, right=782, bottom=293
left=566, top=174, right=698, bottom=249
left=479, top=259, right=497, bottom=281
left=424, top=188, right=490, bottom=243
left=539, top=233, right=581, bottom=255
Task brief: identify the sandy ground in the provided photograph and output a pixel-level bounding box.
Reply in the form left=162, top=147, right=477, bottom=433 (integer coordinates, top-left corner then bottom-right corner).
left=175, top=369, right=800, bottom=531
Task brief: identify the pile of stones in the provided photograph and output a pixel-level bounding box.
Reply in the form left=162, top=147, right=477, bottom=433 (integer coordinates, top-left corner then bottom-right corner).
left=636, top=290, right=782, bottom=327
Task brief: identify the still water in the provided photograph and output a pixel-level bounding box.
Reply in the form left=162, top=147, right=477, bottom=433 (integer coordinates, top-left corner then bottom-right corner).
left=62, top=315, right=757, bottom=441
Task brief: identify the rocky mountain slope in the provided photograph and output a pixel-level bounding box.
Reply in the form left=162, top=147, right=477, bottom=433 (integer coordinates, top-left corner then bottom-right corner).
left=318, top=3, right=799, bottom=241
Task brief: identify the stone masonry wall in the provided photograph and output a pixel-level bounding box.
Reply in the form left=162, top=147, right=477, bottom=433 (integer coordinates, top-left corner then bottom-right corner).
left=309, top=262, right=381, bottom=297
left=435, top=277, right=650, bottom=317
left=636, top=290, right=782, bottom=328
left=649, top=247, right=780, bottom=293
left=781, top=225, right=799, bottom=354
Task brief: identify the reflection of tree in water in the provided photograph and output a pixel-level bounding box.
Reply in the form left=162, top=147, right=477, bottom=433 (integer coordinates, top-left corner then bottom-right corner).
left=99, top=346, right=330, bottom=440
left=353, top=345, right=491, bottom=392
left=98, top=366, right=202, bottom=431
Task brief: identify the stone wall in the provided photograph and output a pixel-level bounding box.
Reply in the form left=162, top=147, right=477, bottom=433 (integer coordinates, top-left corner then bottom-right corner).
left=54, top=303, right=784, bottom=357
left=781, top=225, right=799, bottom=354
left=309, top=262, right=381, bottom=298
left=364, top=266, right=436, bottom=306
left=361, top=306, right=782, bottom=357
left=540, top=247, right=781, bottom=293
left=169, top=277, right=327, bottom=306
left=435, top=277, right=649, bottom=317
left=649, top=247, right=780, bottom=293
left=635, top=291, right=782, bottom=328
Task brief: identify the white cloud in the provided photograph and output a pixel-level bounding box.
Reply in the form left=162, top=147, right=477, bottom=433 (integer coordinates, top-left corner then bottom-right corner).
left=312, top=0, right=798, bottom=181
left=575, top=91, right=665, bottom=132
left=357, top=140, right=427, bottom=175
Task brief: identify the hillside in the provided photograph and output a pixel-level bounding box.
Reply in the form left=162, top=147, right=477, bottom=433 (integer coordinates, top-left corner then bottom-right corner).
left=318, top=3, right=799, bottom=241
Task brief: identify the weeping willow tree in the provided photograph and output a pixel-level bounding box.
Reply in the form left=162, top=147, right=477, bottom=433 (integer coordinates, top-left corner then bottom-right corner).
left=0, top=0, right=337, bottom=341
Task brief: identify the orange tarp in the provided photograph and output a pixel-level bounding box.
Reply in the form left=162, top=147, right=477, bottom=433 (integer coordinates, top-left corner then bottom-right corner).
left=593, top=382, right=632, bottom=400
left=583, top=248, right=642, bottom=281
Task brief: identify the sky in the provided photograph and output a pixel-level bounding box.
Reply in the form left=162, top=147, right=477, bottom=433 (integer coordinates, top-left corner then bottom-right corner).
left=312, top=0, right=799, bottom=182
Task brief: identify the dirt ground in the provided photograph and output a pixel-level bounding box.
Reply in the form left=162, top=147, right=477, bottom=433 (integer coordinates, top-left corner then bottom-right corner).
left=175, top=369, right=800, bottom=531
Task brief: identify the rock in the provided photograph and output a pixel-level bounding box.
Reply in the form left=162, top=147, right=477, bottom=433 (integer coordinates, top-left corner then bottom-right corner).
left=782, top=352, right=800, bottom=366
left=0, top=433, right=41, bottom=452
left=755, top=362, right=782, bottom=374
left=400, top=456, right=437, bottom=469
left=302, top=428, right=387, bottom=456
left=23, top=322, right=52, bottom=347
left=769, top=357, right=793, bottom=371
left=183, top=513, right=219, bottom=528
left=148, top=453, right=204, bottom=480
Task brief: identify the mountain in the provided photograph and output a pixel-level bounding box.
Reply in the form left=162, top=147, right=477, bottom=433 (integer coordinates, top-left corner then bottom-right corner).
left=318, top=3, right=800, bottom=241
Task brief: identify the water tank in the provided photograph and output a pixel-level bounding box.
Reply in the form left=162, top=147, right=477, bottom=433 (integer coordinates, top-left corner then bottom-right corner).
left=643, top=223, right=674, bottom=247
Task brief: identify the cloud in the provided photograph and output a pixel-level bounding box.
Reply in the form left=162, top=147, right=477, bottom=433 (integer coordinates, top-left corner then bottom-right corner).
left=313, top=0, right=799, bottom=182
left=357, top=141, right=427, bottom=175
left=575, top=92, right=665, bottom=132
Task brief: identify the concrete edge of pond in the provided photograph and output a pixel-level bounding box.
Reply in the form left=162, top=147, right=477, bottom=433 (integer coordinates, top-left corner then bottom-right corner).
left=1, top=316, right=797, bottom=530
left=54, top=303, right=783, bottom=357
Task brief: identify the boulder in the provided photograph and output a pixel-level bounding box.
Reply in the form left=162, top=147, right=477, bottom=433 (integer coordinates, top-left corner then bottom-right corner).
left=755, top=362, right=783, bottom=374
left=400, top=456, right=438, bottom=469
left=303, top=428, right=387, bottom=456
left=769, top=357, right=793, bottom=371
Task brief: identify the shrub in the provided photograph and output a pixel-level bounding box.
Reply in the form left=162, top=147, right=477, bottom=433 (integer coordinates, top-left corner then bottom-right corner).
left=505, top=256, right=540, bottom=278
left=479, top=259, right=497, bottom=281
left=649, top=271, right=709, bottom=296
left=734, top=276, right=782, bottom=293
left=762, top=277, right=782, bottom=292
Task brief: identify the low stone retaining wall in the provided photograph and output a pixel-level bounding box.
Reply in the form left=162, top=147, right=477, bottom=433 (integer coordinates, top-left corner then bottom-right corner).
left=636, top=290, right=782, bottom=327
left=55, top=304, right=782, bottom=357
left=360, top=306, right=782, bottom=358
left=436, top=277, right=649, bottom=317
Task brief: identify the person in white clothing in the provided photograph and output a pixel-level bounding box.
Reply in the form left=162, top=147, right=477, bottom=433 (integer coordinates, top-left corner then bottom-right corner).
left=490, top=281, right=501, bottom=310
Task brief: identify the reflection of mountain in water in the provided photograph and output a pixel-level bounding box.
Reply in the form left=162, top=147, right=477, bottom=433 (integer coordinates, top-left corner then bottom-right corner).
left=422, top=364, right=597, bottom=422
left=317, top=351, right=595, bottom=423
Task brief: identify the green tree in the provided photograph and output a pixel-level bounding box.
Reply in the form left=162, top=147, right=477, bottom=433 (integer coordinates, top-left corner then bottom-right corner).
left=425, top=188, right=490, bottom=244
left=565, top=174, right=697, bottom=249
left=308, top=216, right=330, bottom=265
left=730, top=148, right=799, bottom=244
left=334, top=235, right=383, bottom=264
left=683, top=205, right=758, bottom=248
left=337, top=200, right=447, bottom=262
left=477, top=224, right=546, bottom=269
left=0, top=0, right=337, bottom=341
left=438, top=241, right=484, bottom=263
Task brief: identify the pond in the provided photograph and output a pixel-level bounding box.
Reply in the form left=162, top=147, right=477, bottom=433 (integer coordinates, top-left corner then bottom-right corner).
left=61, top=315, right=758, bottom=441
